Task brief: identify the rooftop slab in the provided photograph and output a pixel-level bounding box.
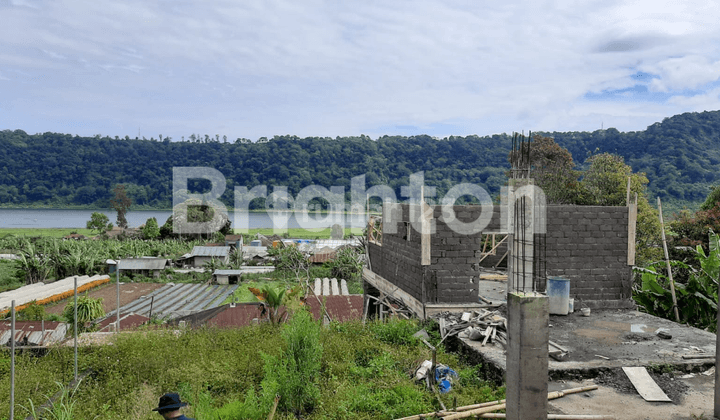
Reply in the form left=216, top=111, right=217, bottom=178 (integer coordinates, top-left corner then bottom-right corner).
left=460, top=308, right=717, bottom=378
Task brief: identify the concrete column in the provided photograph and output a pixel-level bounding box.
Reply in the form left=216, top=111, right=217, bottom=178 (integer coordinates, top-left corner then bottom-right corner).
left=506, top=291, right=549, bottom=420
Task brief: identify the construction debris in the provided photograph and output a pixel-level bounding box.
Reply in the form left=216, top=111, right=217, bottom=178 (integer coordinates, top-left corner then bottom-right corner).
left=435, top=310, right=573, bottom=361
left=395, top=385, right=603, bottom=420
left=435, top=309, right=507, bottom=347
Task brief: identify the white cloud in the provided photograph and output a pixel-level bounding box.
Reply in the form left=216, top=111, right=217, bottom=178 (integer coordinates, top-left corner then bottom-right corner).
left=1, top=0, right=720, bottom=139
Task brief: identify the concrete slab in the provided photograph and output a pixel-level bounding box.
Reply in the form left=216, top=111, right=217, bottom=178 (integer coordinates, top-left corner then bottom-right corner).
left=478, top=276, right=507, bottom=304
left=459, top=309, right=717, bottom=377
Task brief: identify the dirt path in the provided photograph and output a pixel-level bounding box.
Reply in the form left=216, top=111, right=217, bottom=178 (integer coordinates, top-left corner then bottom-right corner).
left=44, top=282, right=165, bottom=315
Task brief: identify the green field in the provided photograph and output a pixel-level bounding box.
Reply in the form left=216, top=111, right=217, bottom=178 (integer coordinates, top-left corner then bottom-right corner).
left=235, top=227, right=363, bottom=239
left=0, top=227, right=363, bottom=240
left=0, top=228, right=96, bottom=238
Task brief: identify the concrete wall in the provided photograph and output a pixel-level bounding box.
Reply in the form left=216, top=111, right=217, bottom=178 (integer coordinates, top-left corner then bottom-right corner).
left=368, top=203, right=632, bottom=307
left=368, top=204, right=497, bottom=304
left=545, top=205, right=632, bottom=307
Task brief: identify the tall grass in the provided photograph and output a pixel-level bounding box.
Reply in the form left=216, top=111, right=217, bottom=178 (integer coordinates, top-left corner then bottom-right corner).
left=0, top=320, right=503, bottom=420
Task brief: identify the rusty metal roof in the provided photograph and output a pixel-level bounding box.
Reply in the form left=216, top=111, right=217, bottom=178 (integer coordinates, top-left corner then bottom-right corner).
left=305, top=295, right=364, bottom=322
left=96, top=313, right=150, bottom=332
left=0, top=321, right=68, bottom=346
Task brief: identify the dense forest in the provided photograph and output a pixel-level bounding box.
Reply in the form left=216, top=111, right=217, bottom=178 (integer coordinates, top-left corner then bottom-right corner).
left=1, top=110, right=719, bottom=210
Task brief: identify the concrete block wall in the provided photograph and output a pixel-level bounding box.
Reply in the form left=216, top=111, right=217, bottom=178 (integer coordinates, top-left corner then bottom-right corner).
left=367, top=203, right=632, bottom=307
left=545, top=205, right=632, bottom=306
left=367, top=205, right=425, bottom=302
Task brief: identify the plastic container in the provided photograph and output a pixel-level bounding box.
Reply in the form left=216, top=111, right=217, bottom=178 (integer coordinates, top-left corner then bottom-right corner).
left=547, top=277, right=570, bottom=315
left=568, top=298, right=574, bottom=313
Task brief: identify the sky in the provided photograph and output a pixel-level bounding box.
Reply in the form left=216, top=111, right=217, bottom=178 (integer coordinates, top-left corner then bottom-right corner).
left=2, top=0, right=720, bottom=141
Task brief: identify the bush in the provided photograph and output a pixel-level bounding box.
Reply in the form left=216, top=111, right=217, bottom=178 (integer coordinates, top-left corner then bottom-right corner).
left=62, top=294, right=105, bottom=333
left=325, top=247, right=363, bottom=281
left=15, top=301, right=46, bottom=321
left=370, top=319, right=420, bottom=346
left=261, top=309, right=323, bottom=415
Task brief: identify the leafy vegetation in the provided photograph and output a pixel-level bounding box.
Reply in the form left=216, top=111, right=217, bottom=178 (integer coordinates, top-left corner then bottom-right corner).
left=1, top=320, right=504, bottom=420
left=633, top=231, right=720, bottom=331
left=85, top=212, right=112, bottom=235
left=0, top=235, right=203, bottom=285
left=325, top=247, right=363, bottom=282
left=4, top=110, right=720, bottom=212
left=62, top=294, right=106, bottom=333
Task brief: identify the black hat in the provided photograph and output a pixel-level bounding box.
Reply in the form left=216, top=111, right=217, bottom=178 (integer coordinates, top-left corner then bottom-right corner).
left=152, top=393, right=188, bottom=412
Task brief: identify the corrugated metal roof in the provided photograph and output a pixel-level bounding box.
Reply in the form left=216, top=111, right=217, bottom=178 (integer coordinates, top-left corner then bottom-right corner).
left=118, top=258, right=169, bottom=271
left=0, top=321, right=67, bottom=346
left=191, top=246, right=231, bottom=257
left=306, top=295, right=364, bottom=322
left=117, top=283, right=238, bottom=319
left=96, top=313, right=150, bottom=331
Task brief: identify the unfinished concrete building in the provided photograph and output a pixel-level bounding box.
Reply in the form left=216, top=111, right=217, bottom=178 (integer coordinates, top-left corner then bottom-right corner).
left=363, top=201, right=636, bottom=317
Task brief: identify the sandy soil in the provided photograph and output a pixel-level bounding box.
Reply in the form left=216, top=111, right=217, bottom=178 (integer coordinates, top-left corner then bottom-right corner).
left=44, top=282, right=165, bottom=315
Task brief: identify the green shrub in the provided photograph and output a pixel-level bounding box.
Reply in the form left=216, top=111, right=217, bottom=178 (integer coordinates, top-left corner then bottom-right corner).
left=325, top=247, right=363, bottom=281
left=261, top=309, right=323, bottom=415
left=15, top=300, right=46, bottom=321
left=62, top=294, right=105, bottom=333
left=370, top=319, right=420, bottom=346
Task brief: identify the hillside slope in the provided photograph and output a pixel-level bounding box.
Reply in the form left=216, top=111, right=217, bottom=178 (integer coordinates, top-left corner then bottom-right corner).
left=1, top=110, right=718, bottom=208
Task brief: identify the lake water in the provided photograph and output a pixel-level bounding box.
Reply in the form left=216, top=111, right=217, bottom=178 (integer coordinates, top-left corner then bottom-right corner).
left=0, top=208, right=370, bottom=230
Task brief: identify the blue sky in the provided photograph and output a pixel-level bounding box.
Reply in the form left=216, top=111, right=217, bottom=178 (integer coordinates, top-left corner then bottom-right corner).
left=2, top=0, right=720, bottom=141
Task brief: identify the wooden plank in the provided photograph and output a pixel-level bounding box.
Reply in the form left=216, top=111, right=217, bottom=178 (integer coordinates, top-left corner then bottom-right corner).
left=362, top=268, right=424, bottom=317
left=622, top=367, right=672, bottom=402
left=420, top=190, right=432, bottom=266
left=627, top=194, right=637, bottom=266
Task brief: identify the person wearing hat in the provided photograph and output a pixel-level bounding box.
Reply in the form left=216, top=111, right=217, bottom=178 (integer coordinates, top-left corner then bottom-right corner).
left=152, top=392, right=195, bottom=420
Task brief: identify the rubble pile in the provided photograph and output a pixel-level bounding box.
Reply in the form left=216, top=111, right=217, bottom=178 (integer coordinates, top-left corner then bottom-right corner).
left=436, top=309, right=508, bottom=347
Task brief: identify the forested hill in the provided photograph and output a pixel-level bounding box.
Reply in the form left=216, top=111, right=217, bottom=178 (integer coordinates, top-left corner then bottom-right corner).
left=1, top=110, right=719, bottom=209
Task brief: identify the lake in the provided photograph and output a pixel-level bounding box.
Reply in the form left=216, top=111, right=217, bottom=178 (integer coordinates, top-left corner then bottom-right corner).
left=0, top=208, right=370, bottom=230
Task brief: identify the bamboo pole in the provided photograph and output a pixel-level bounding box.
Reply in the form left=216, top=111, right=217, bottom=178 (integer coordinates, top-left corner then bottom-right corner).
left=395, top=386, right=598, bottom=420
left=74, top=276, right=78, bottom=381
left=657, top=197, right=681, bottom=322
left=10, top=300, right=15, bottom=420
left=267, top=394, right=280, bottom=420
left=478, top=415, right=615, bottom=419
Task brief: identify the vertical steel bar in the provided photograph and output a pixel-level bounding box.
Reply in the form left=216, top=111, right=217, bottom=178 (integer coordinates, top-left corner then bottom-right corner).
left=74, top=275, right=78, bottom=381
left=10, top=300, right=15, bottom=420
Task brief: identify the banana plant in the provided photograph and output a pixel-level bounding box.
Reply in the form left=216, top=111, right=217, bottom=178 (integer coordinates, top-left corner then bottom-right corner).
left=248, top=285, right=305, bottom=325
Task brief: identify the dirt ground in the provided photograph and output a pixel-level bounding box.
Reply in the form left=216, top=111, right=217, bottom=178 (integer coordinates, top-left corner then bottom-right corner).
left=43, top=282, right=165, bottom=315
left=549, top=372, right=715, bottom=420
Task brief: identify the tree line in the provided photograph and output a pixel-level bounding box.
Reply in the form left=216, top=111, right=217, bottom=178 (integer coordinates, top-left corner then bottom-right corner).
left=1, top=110, right=719, bottom=209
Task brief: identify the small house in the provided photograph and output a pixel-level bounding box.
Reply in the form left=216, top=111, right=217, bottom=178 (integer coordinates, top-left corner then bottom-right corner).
left=177, top=246, right=231, bottom=268
left=117, top=258, right=171, bottom=279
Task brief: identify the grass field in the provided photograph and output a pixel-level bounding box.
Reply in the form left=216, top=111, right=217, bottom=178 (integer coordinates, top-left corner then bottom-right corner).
left=236, top=227, right=363, bottom=239
left=0, top=227, right=363, bottom=240
left=0, top=227, right=96, bottom=238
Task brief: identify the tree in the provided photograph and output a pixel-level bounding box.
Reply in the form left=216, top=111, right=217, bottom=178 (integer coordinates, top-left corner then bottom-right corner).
left=86, top=212, right=112, bottom=234
left=582, top=153, right=662, bottom=265
left=507, top=135, right=585, bottom=204
left=110, top=184, right=132, bottom=229
left=700, top=185, right=720, bottom=211
left=141, top=217, right=160, bottom=239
